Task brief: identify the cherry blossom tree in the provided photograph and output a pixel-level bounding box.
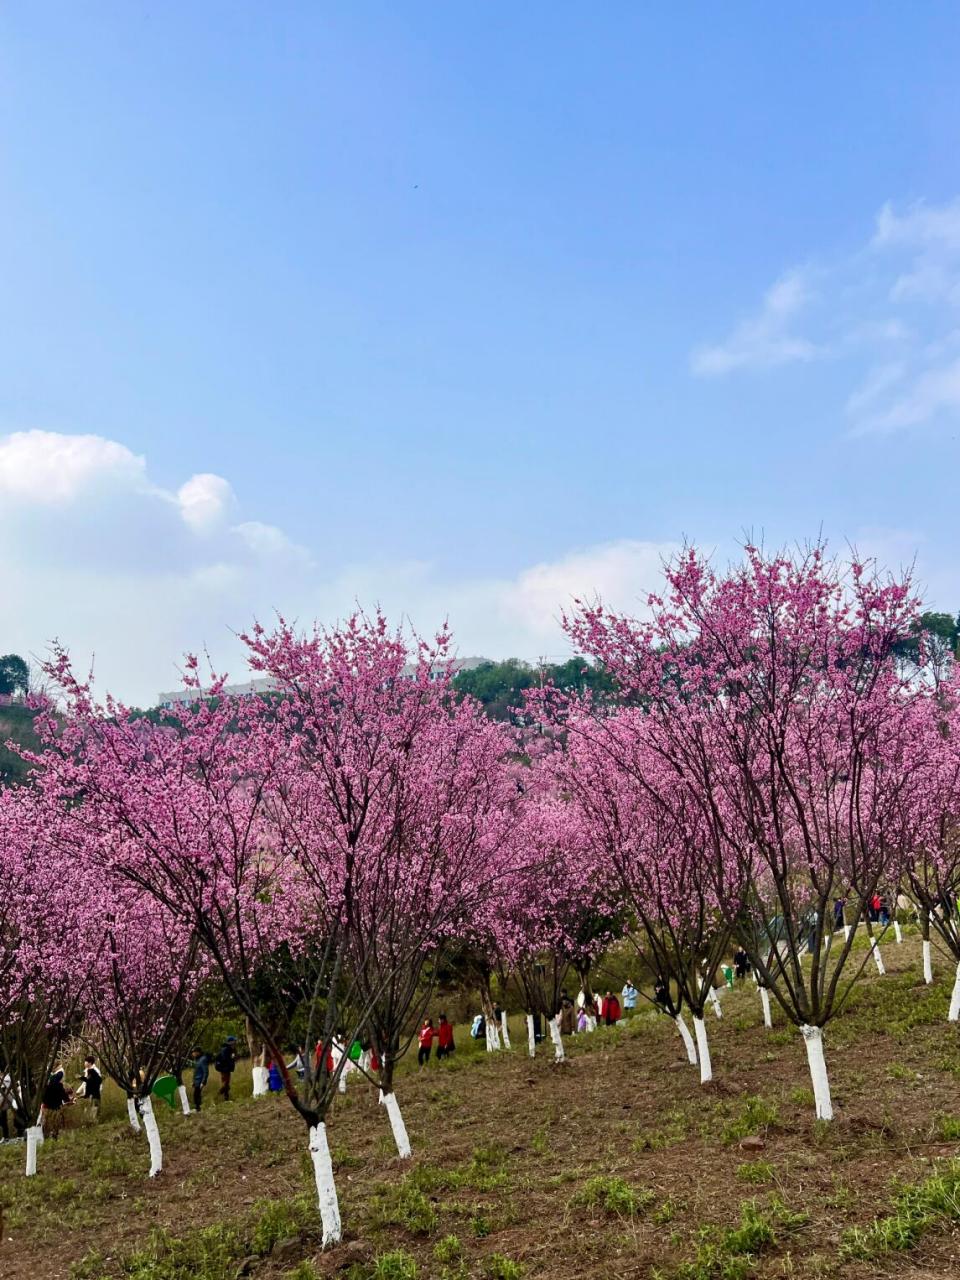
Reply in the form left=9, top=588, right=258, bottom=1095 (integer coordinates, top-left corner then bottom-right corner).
left=0, top=788, right=102, bottom=1175
left=568, top=544, right=930, bottom=1120
left=548, top=708, right=736, bottom=1082
left=81, top=881, right=206, bottom=1176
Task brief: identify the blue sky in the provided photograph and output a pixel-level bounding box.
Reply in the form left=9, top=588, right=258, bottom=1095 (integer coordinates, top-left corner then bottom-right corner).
left=2, top=4, right=960, bottom=702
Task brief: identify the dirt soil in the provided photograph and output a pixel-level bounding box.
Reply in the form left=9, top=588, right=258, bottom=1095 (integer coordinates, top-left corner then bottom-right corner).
left=4, top=934, right=960, bottom=1279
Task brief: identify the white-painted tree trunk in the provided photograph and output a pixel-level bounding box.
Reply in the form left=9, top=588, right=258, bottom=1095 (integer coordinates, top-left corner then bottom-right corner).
left=751, top=969, right=758, bottom=986
left=526, top=1014, right=536, bottom=1058
left=709, top=987, right=723, bottom=1019
left=177, top=1085, right=191, bottom=1115
left=25, top=1124, right=43, bottom=1176
left=251, top=1066, right=269, bottom=1097
left=800, top=1024, right=833, bottom=1121
left=692, top=1015, right=712, bottom=1084
left=308, top=1122, right=342, bottom=1248
left=585, top=1014, right=597, bottom=1032
left=674, top=1013, right=697, bottom=1065
left=549, top=1015, right=565, bottom=1062
left=140, top=1095, right=163, bottom=1177
left=382, top=1090, right=412, bottom=1158
left=843, top=924, right=851, bottom=942
left=127, top=1097, right=141, bottom=1133
left=923, top=939, right=934, bottom=985
left=759, top=987, right=773, bottom=1028
left=485, top=1018, right=501, bottom=1052
left=338, top=1060, right=349, bottom=1093
left=870, top=937, right=886, bottom=975
left=500, top=1010, right=511, bottom=1049
left=948, top=961, right=960, bottom=1022
left=893, top=920, right=903, bottom=944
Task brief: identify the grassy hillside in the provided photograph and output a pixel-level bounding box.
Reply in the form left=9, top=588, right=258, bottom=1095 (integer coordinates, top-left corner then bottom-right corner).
left=5, top=934, right=960, bottom=1279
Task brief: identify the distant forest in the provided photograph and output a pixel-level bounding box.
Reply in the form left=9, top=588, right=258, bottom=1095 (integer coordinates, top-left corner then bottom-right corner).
left=1, top=609, right=957, bottom=784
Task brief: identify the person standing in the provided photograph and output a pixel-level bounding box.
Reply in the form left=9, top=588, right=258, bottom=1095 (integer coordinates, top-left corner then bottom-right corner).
left=41, top=1068, right=71, bottom=1139
left=214, top=1037, right=237, bottom=1100
left=0, top=1072, right=20, bottom=1142
left=191, top=1046, right=210, bottom=1111
left=621, top=980, right=638, bottom=1012
left=436, top=1014, right=455, bottom=1060
left=600, top=991, right=621, bottom=1026
left=417, top=1019, right=438, bottom=1067
left=80, top=1056, right=102, bottom=1122
left=733, top=946, right=751, bottom=980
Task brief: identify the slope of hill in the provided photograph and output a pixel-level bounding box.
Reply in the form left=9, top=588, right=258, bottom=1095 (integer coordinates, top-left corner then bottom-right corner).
left=4, top=934, right=960, bottom=1279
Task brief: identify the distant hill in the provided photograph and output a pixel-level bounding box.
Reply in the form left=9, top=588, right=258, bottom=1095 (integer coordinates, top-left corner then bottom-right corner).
left=0, top=703, right=41, bottom=786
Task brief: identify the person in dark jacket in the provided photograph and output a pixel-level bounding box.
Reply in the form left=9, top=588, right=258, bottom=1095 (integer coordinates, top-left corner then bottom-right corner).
left=191, top=1046, right=210, bottom=1111
left=80, top=1056, right=102, bottom=1121
left=733, top=947, right=751, bottom=980
left=41, top=1068, right=71, bottom=1139
left=214, top=1037, right=237, bottom=1101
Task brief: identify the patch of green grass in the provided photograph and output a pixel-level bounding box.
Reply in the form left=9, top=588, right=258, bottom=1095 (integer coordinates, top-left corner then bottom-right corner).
left=370, top=1250, right=419, bottom=1279
left=722, top=1095, right=780, bottom=1143
left=570, top=1174, right=654, bottom=1217
left=840, top=1160, right=960, bottom=1260
left=676, top=1198, right=805, bottom=1280
left=634, top=1106, right=689, bottom=1152
left=70, top=1251, right=108, bottom=1280
left=789, top=1086, right=814, bottom=1108
left=112, top=1223, right=244, bottom=1280
left=470, top=1210, right=492, bottom=1238
left=482, top=1256, right=524, bottom=1279
left=251, top=1195, right=315, bottom=1255
left=370, top=1179, right=438, bottom=1236
left=285, top=1264, right=320, bottom=1280
left=653, top=1197, right=679, bottom=1225
left=736, top=1160, right=774, bottom=1185
left=433, top=1235, right=464, bottom=1264
left=936, top=1115, right=960, bottom=1141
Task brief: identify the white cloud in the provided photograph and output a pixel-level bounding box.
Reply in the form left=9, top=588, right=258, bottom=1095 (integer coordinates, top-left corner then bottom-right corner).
left=694, top=196, right=960, bottom=436
left=176, top=473, right=235, bottom=533
left=852, top=355, right=960, bottom=435
left=0, top=430, right=148, bottom=504
left=0, top=427, right=679, bottom=704
left=690, top=268, right=821, bottom=376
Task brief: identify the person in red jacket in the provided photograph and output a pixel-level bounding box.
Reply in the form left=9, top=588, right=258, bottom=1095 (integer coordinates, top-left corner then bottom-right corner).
left=418, top=1019, right=438, bottom=1068
left=600, top=992, right=622, bottom=1026
left=436, top=1013, right=455, bottom=1061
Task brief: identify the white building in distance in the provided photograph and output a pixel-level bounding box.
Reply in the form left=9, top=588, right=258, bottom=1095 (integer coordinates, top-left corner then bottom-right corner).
left=157, top=656, right=491, bottom=708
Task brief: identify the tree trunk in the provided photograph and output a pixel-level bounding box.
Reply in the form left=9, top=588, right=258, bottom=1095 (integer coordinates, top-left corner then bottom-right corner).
left=126, top=1097, right=141, bottom=1133
left=800, top=1025, right=833, bottom=1121
left=948, top=961, right=960, bottom=1022
left=308, top=1122, right=342, bottom=1247
left=177, top=1085, right=191, bottom=1115
left=692, top=1015, right=712, bottom=1084
left=499, top=1009, right=511, bottom=1049
left=759, top=987, right=773, bottom=1028
left=382, top=1090, right=412, bottom=1158
left=923, top=909, right=934, bottom=984
left=525, top=1013, right=536, bottom=1058
left=25, top=1124, right=42, bottom=1177
left=548, top=1015, right=565, bottom=1062
left=246, top=1014, right=270, bottom=1097
left=674, top=1013, right=697, bottom=1065
left=140, top=1095, right=163, bottom=1177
